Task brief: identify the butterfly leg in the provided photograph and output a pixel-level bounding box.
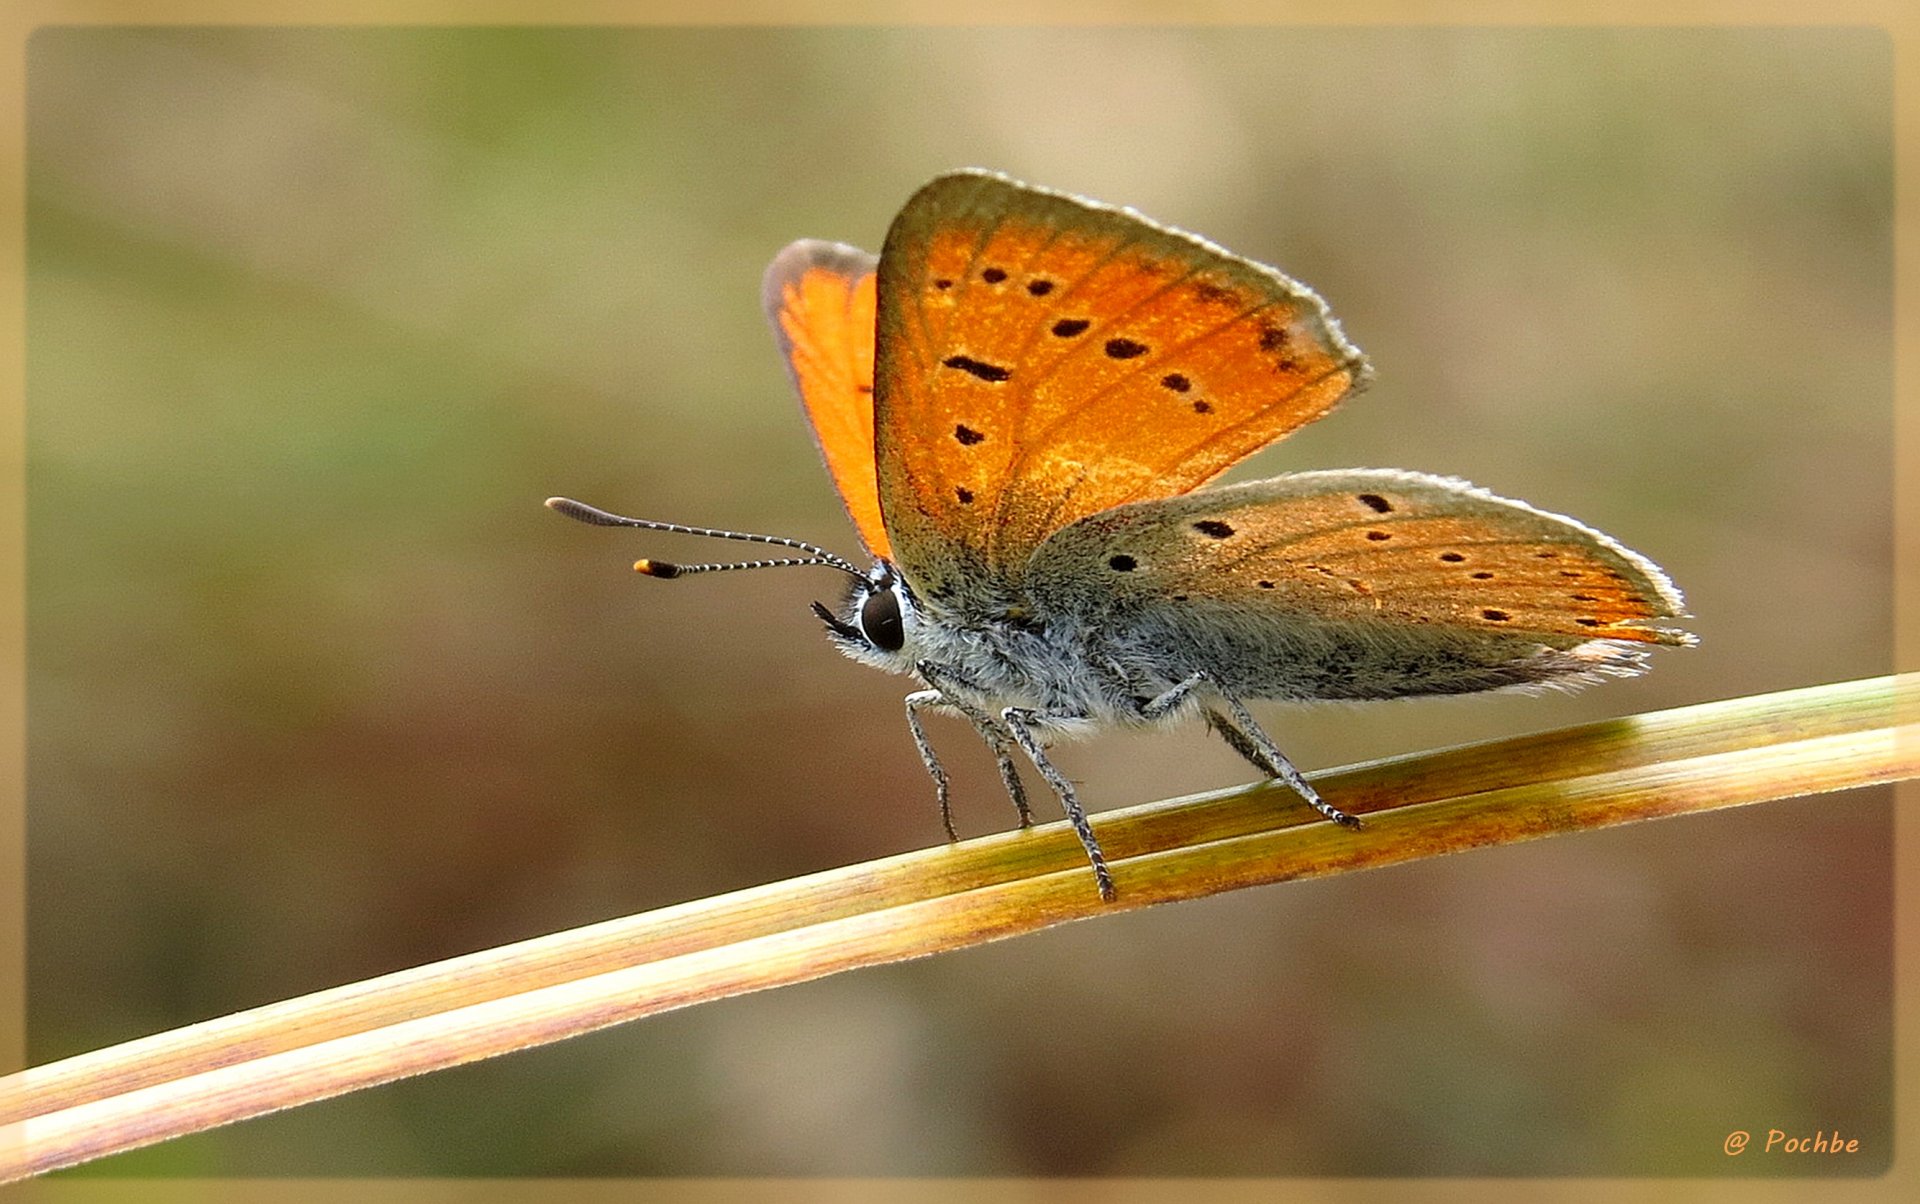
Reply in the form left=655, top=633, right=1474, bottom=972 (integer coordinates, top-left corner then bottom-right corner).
left=1137, top=672, right=1207, bottom=720
left=966, top=712, right=1035, bottom=828
left=1204, top=709, right=1281, bottom=777
left=904, top=690, right=960, bottom=841
left=1138, top=674, right=1281, bottom=772
left=914, top=661, right=1034, bottom=828
left=1210, top=691, right=1362, bottom=830
left=1002, top=707, right=1116, bottom=902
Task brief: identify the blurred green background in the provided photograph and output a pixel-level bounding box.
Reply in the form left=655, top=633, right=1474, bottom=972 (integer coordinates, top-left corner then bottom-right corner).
left=25, top=27, right=1890, bottom=1176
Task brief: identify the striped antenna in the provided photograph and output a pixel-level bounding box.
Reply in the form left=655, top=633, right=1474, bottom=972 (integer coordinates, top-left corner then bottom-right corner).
left=544, top=497, right=864, bottom=579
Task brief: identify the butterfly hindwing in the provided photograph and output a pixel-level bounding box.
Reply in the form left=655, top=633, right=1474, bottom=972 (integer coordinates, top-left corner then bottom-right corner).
left=1025, top=469, right=1690, bottom=700
left=763, top=239, right=889, bottom=559
left=871, top=170, right=1372, bottom=605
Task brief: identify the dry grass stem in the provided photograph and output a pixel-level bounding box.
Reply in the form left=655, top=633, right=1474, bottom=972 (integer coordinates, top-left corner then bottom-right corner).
left=1, top=675, right=1908, bottom=1180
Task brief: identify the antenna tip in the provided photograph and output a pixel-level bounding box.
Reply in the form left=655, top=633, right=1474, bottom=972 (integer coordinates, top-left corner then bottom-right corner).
left=634, top=558, right=682, bottom=579
left=547, top=497, right=616, bottom=526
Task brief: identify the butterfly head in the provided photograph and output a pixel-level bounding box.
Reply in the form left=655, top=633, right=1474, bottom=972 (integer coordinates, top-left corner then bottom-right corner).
left=810, top=562, right=920, bottom=669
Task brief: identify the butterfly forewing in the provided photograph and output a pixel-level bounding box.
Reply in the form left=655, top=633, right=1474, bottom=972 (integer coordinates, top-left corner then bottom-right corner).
left=873, top=170, right=1372, bottom=602
left=762, top=239, right=890, bottom=559
left=1026, top=469, right=1688, bottom=698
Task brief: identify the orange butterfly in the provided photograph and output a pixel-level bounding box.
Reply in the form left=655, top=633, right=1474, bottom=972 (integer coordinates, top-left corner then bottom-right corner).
left=551, top=170, right=1690, bottom=901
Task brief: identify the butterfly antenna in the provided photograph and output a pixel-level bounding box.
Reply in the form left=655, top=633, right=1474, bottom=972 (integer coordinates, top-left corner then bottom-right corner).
left=545, top=496, right=865, bottom=579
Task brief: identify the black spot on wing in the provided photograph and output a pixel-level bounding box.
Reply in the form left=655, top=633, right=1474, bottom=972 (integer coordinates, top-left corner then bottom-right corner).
left=943, top=355, right=1011, bottom=383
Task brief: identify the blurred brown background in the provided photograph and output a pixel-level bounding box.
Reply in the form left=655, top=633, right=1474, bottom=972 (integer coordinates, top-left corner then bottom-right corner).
left=25, top=27, right=1890, bottom=1175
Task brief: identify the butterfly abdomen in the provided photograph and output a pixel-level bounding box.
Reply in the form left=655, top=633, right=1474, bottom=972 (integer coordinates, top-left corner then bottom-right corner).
left=1096, top=607, right=1654, bottom=702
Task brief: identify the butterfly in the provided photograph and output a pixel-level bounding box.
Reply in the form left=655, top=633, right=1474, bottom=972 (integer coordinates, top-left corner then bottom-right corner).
left=549, top=169, right=1691, bottom=902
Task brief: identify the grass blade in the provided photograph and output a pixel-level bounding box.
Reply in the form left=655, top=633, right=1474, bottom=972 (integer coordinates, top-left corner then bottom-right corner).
left=1, top=675, right=1907, bottom=1180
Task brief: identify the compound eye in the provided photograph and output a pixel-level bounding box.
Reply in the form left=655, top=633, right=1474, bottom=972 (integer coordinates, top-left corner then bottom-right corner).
left=858, top=586, right=905, bottom=652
